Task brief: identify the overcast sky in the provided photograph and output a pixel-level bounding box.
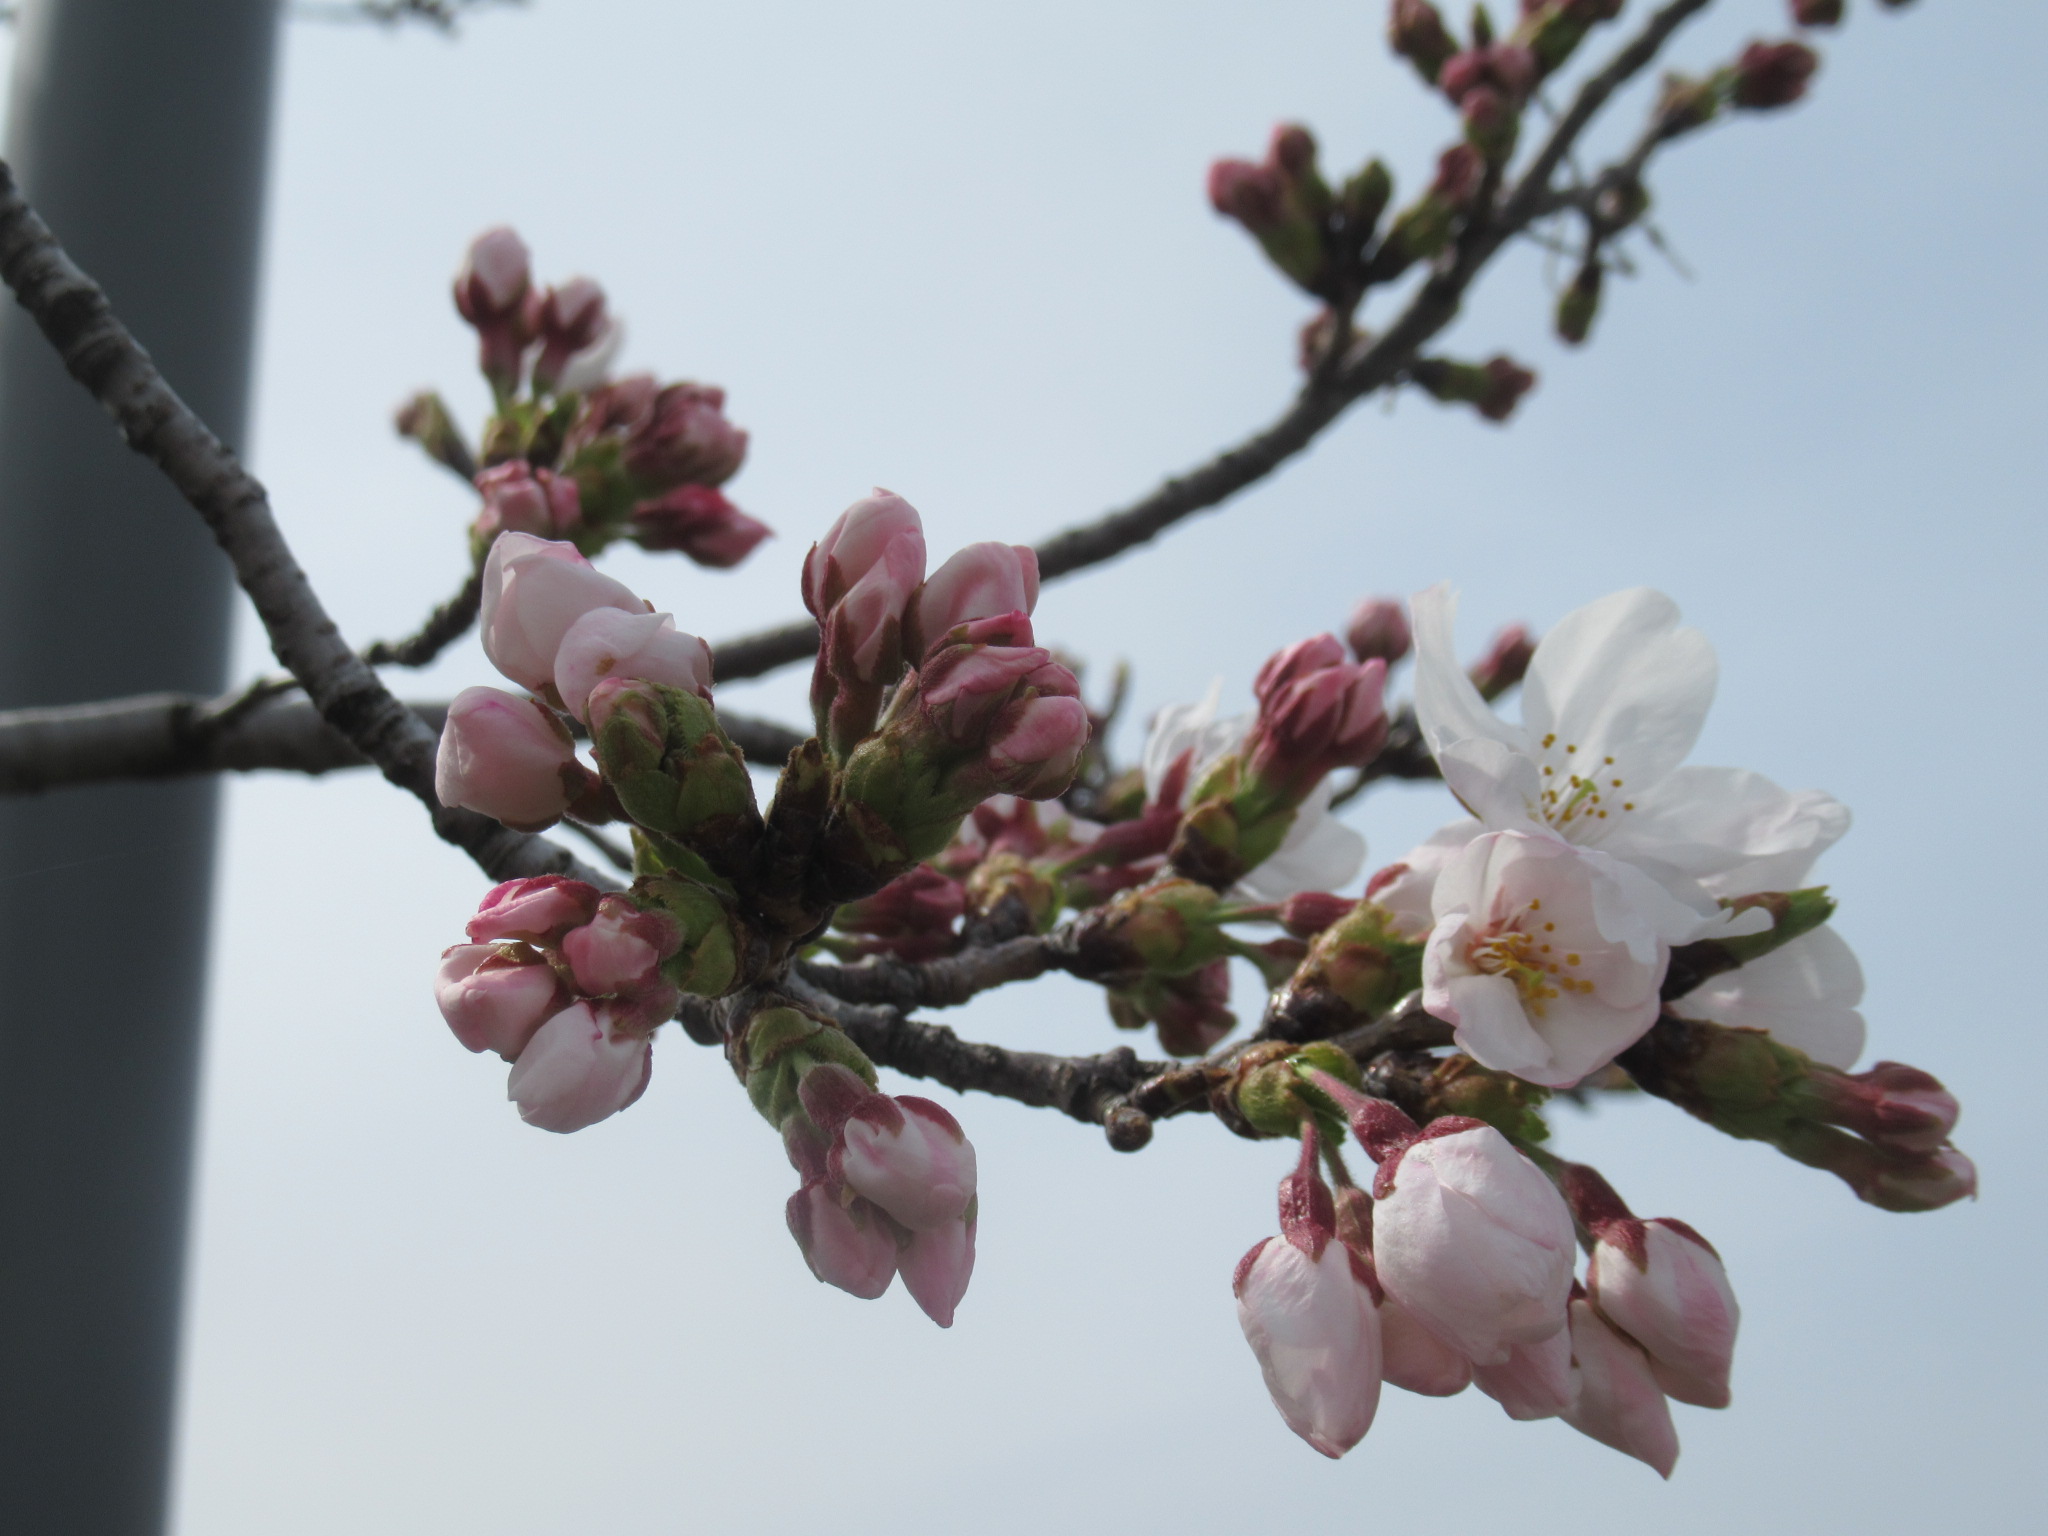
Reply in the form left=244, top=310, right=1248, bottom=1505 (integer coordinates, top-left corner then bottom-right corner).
left=9, top=2, right=2045, bottom=1532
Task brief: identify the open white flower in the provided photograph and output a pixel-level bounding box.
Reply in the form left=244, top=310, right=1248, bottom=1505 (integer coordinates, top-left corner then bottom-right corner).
left=1410, top=586, right=1846, bottom=911
left=1423, top=830, right=1703, bottom=1087
left=1140, top=681, right=1365, bottom=901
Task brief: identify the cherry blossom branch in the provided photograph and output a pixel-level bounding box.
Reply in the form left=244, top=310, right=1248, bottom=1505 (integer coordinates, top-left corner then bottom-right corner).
left=781, top=974, right=1165, bottom=1150
left=0, top=687, right=808, bottom=792
left=707, top=0, right=1716, bottom=685
left=0, top=159, right=606, bottom=888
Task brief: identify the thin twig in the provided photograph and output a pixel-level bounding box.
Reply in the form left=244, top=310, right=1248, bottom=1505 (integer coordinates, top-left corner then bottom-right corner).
left=710, top=0, right=1715, bottom=686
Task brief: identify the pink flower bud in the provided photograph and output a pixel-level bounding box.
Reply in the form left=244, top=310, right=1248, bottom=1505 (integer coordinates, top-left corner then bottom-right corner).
left=1431, top=143, right=1485, bottom=206
left=1388, top=0, right=1456, bottom=84
left=434, top=686, right=587, bottom=831
left=1379, top=1293, right=1473, bottom=1396
left=472, top=462, right=582, bottom=543
left=1150, top=960, right=1236, bottom=1058
left=1561, top=1296, right=1680, bottom=1477
left=906, top=542, right=1041, bottom=662
left=531, top=277, right=611, bottom=393
left=831, top=1096, right=977, bottom=1233
left=628, top=485, right=773, bottom=568
left=1586, top=1218, right=1739, bottom=1409
left=1732, top=39, right=1819, bottom=110
left=920, top=642, right=1060, bottom=744
left=453, top=226, right=531, bottom=325
left=466, top=875, right=602, bottom=944
left=552, top=607, right=713, bottom=724
left=899, top=1212, right=977, bottom=1328
left=832, top=865, right=967, bottom=961
left=1805, top=1060, right=1960, bottom=1155
left=479, top=532, right=645, bottom=695
left=786, top=1180, right=899, bottom=1300
left=1344, top=597, right=1413, bottom=665
left=506, top=1002, right=653, bottom=1133
left=1475, top=356, right=1536, bottom=421
left=622, top=383, right=748, bottom=490
left=1472, top=1325, right=1574, bottom=1420
left=1865, top=1146, right=1978, bottom=1211
left=1233, top=1234, right=1383, bottom=1458
left=802, top=490, right=928, bottom=619
left=984, top=692, right=1090, bottom=800
left=1244, top=637, right=1389, bottom=795
left=1277, top=891, right=1357, bottom=939
left=1439, top=42, right=1536, bottom=106
left=1370, top=1123, right=1575, bottom=1366
left=1469, top=621, right=1535, bottom=698
left=434, top=944, right=564, bottom=1060
left=1206, top=158, right=1287, bottom=232
left=561, top=893, right=683, bottom=998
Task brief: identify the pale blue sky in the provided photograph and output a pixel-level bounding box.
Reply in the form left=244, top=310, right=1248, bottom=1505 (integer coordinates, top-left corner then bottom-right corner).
left=11, top=2, right=2044, bottom=1531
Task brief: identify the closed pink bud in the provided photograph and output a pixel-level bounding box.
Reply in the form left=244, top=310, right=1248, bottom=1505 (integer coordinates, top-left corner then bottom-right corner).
left=622, top=383, right=748, bottom=490
left=1469, top=621, right=1535, bottom=698
left=1438, top=43, right=1536, bottom=106
left=906, top=542, right=1040, bottom=662
left=900, top=1211, right=976, bottom=1327
left=1562, top=1297, right=1680, bottom=1478
left=553, top=607, right=713, bottom=724
left=1587, top=1218, right=1738, bottom=1408
left=834, top=1096, right=977, bottom=1232
left=506, top=1002, right=652, bottom=1133
left=1344, top=597, right=1413, bottom=665
left=1472, top=1325, right=1574, bottom=1420
left=787, top=1181, right=899, bottom=1300
left=1371, top=1123, right=1575, bottom=1367
left=531, top=277, right=611, bottom=392
left=1245, top=639, right=1388, bottom=794
left=479, top=532, right=645, bottom=694
left=561, top=893, right=683, bottom=999
left=802, top=489, right=928, bottom=619
left=1732, top=39, right=1819, bottom=111
left=472, top=461, right=582, bottom=542
left=985, top=692, right=1090, bottom=799
left=434, top=944, right=564, bottom=1060
left=629, top=485, right=772, bottom=568
left=466, top=875, right=601, bottom=944
left=453, top=226, right=531, bottom=324
left=1207, top=158, right=1287, bottom=232
left=1150, top=960, right=1236, bottom=1057
left=1806, top=1060, right=1960, bottom=1155
left=1254, top=634, right=1350, bottom=704
left=832, top=865, right=967, bottom=961
left=1379, top=1293, right=1473, bottom=1396
left=1279, top=891, right=1357, bottom=939
left=1233, top=1234, right=1383, bottom=1458
left=434, top=686, right=586, bottom=830
left=920, top=643, right=1058, bottom=743
left=1867, top=1146, right=1978, bottom=1210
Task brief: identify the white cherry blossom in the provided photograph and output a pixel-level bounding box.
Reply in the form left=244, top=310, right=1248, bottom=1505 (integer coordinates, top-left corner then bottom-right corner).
left=1410, top=585, right=1846, bottom=905
left=1423, top=830, right=1703, bottom=1087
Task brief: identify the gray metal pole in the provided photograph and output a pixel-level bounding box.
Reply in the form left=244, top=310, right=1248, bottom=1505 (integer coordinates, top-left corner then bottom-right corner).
left=0, top=3, right=280, bottom=1533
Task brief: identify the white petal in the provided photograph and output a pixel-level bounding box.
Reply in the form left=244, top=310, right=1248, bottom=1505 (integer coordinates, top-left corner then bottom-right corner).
left=1439, top=738, right=1549, bottom=832
left=1520, top=588, right=1716, bottom=796
left=1368, top=819, right=1482, bottom=940
left=1140, top=680, right=1248, bottom=804
left=1611, top=766, right=1850, bottom=889
left=1411, top=584, right=1525, bottom=760
left=1675, top=927, right=1866, bottom=1068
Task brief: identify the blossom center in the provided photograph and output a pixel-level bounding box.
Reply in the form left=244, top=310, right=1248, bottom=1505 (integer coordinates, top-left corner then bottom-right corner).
left=1535, top=736, right=1636, bottom=836
left=1466, top=901, right=1594, bottom=1016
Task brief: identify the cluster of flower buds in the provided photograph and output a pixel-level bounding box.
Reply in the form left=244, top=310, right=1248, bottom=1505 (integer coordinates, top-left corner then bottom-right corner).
left=434, top=876, right=711, bottom=1132
left=1621, top=1014, right=1974, bottom=1211
left=1169, top=634, right=1387, bottom=890
left=424, top=228, right=770, bottom=572
left=1232, top=1064, right=1736, bottom=1475
left=434, top=530, right=733, bottom=835
left=735, top=1006, right=979, bottom=1326
left=802, top=492, right=1091, bottom=893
